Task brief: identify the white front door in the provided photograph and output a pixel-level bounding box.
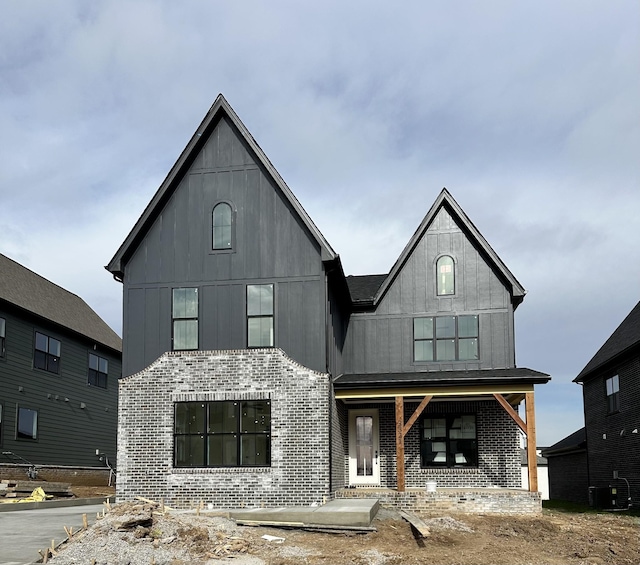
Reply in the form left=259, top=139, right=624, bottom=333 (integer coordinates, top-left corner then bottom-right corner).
left=348, top=409, right=380, bottom=486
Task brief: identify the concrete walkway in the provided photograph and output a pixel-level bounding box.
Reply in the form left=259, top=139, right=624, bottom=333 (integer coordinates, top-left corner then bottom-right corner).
left=0, top=502, right=104, bottom=565
left=230, top=498, right=380, bottom=528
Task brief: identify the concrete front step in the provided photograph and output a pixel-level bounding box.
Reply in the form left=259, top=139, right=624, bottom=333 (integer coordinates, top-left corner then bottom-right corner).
left=230, top=498, right=379, bottom=527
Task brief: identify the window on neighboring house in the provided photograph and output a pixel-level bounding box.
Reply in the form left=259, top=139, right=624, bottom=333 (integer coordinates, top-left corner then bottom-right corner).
left=212, top=202, right=233, bottom=250
left=174, top=400, right=271, bottom=468
left=34, top=332, right=61, bottom=374
left=0, top=317, right=5, bottom=358
left=247, top=284, right=274, bottom=347
left=606, top=375, right=619, bottom=413
left=414, top=315, right=478, bottom=362
left=17, top=407, right=38, bottom=440
left=421, top=414, right=477, bottom=468
left=88, top=353, right=108, bottom=388
left=436, top=255, right=455, bottom=295
left=172, top=288, right=198, bottom=351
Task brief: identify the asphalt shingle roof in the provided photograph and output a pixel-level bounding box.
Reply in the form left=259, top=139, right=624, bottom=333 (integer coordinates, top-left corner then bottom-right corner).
left=0, top=253, right=121, bottom=352
left=334, top=368, right=550, bottom=388
left=574, top=300, right=640, bottom=382
left=346, top=274, right=387, bottom=303
left=541, top=428, right=587, bottom=457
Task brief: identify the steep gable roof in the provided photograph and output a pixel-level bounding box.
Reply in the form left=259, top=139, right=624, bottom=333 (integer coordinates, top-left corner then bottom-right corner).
left=107, top=94, right=336, bottom=279
left=0, top=253, right=121, bottom=352
left=372, top=188, right=526, bottom=308
left=574, top=300, right=640, bottom=383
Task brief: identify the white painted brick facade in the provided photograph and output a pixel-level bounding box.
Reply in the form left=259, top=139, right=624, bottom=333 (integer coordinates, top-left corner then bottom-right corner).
left=117, top=348, right=330, bottom=508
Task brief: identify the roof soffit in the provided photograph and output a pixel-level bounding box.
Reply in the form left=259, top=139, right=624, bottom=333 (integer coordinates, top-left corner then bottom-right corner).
left=106, top=94, right=336, bottom=278
left=372, top=188, right=526, bottom=307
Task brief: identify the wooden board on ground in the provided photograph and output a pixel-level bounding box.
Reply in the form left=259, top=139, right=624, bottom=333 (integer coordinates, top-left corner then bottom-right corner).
left=399, top=510, right=431, bottom=537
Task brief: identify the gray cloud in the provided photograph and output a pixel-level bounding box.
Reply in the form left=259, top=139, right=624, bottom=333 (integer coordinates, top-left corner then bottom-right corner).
left=1, top=0, right=638, bottom=446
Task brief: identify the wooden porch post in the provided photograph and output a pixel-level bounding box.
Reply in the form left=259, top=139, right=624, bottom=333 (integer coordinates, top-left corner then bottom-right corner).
left=525, top=392, right=538, bottom=493
left=395, top=396, right=405, bottom=492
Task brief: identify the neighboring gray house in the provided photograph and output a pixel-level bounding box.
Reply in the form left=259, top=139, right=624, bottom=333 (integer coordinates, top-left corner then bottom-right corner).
left=108, top=95, right=549, bottom=512
left=0, top=253, right=121, bottom=475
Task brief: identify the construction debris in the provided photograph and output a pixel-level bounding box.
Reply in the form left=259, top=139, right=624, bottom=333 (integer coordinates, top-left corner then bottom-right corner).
left=399, top=509, right=431, bottom=538
left=0, top=480, right=72, bottom=501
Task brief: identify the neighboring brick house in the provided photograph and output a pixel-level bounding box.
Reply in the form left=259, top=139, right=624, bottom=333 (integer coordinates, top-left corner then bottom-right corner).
left=0, top=253, right=121, bottom=480
left=542, top=428, right=588, bottom=504
left=564, top=300, right=639, bottom=507
left=108, top=94, right=550, bottom=512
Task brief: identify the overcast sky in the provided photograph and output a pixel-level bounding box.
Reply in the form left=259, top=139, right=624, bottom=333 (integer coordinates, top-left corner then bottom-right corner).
left=1, top=1, right=638, bottom=447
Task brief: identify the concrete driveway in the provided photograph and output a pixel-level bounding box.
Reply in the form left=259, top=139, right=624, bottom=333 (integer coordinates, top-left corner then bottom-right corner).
left=0, top=503, right=103, bottom=565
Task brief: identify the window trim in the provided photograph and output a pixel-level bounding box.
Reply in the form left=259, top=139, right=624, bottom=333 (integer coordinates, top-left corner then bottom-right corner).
left=246, top=284, right=275, bottom=348
left=413, top=315, right=479, bottom=363
left=420, top=413, right=478, bottom=468
left=16, top=406, right=38, bottom=441
left=34, top=331, right=61, bottom=374
left=605, top=375, right=620, bottom=414
left=88, top=352, right=109, bottom=389
left=172, top=287, right=199, bottom=351
left=211, top=200, right=236, bottom=253
left=436, top=255, right=456, bottom=296
left=173, top=400, right=271, bottom=468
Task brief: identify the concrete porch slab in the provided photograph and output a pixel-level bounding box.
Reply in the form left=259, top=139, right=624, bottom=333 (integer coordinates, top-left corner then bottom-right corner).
left=229, top=498, right=379, bottom=527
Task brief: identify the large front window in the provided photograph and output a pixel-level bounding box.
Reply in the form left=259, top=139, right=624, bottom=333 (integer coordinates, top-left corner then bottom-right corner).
left=414, top=315, right=478, bottom=362
left=247, top=284, right=274, bottom=347
left=421, top=414, right=477, bottom=468
left=174, top=400, right=271, bottom=468
left=34, top=332, right=61, bottom=374
left=172, top=288, right=198, bottom=351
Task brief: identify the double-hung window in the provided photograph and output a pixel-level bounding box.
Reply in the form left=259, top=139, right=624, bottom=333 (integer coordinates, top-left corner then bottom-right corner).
left=606, top=375, right=619, bottom=414
left=88, top=353, right=108, bottom=388
left=174, top=400, right=271, bottom=468
left=247, top=284, right=274, bottom=347
left=172, top=288, right=198, bottom=351
left=34, top=332, right=61, bottom=374
left=414, top=315, right=478, bottom=362
left=421, top=414, right=477, bottom=468
left=0, top=317, right=5, bottom=358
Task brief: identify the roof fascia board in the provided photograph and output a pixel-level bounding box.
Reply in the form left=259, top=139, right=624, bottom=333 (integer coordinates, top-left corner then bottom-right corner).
left=107, top=94, right=336, bottom=277
left=373, top=188, right=526, bottom=307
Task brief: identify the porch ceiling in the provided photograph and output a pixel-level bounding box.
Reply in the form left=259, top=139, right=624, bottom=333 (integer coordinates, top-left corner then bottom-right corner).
left=334, top=384, right=533, bottom=400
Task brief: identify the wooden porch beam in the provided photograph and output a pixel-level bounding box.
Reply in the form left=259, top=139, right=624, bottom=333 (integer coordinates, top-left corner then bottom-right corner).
left=402, top=395, right=433, bottom=438
left=525, top=392, right=538, bottom=493
left=395, top=396, right=405, bottom=492
left=493, top=393, right=527, bottom=433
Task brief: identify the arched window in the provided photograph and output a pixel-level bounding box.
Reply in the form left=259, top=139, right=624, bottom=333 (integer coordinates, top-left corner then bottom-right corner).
left=212, top=202, right=233, bottom=250
left=436, top=255, right=455, bottom=296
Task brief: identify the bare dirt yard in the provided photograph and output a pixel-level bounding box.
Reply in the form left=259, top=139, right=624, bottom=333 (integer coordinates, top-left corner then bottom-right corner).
left=49, top=492, right=639, bottom=565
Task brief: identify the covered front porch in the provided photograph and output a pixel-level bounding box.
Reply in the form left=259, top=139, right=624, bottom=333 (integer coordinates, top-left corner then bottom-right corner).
left=332, top=370, right=549, bottom=512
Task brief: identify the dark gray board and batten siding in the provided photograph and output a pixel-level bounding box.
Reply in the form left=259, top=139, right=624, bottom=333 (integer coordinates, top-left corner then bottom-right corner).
left=122, top=116, right=328, bottom=376
left=343, top=207, right=516, bottom=374
left=0, top=305, right=120, bottom=466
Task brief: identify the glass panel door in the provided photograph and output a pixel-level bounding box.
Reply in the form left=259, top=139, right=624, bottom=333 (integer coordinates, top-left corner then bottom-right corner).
left=348, top=409, right=380, bottom=485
